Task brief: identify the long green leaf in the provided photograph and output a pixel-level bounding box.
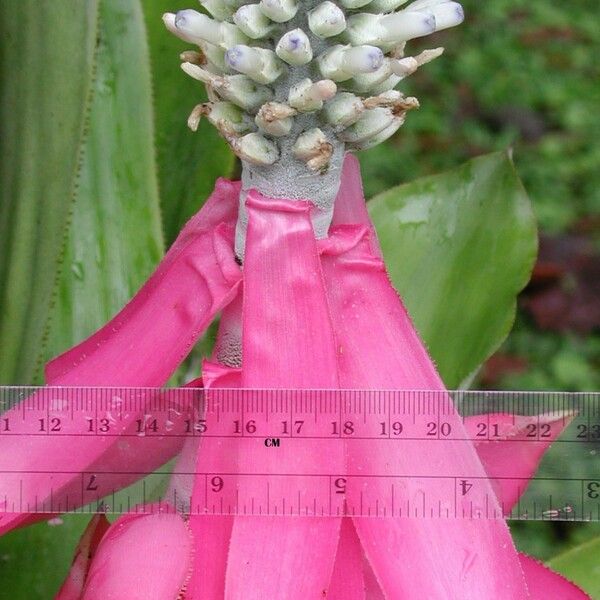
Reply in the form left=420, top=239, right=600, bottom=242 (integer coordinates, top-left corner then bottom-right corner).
left=41, top=0, right=164, bottom=367
left=143, top=0, right=235, bottom=246
left=0, top=2, right=99, bottom=384
left=0, top=1, right=163, bottom=597
left=369, top=151, right=537, bottom=387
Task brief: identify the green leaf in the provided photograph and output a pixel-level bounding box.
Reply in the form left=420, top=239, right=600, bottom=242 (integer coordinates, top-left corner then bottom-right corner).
left=0, top=1, right=99, bottom=384
left=143, top=0, right=235, bottom=246
left=0, top=1, right=164, bottom=597
left=369, top=151, right=537, bottom=388
left=547, top=536, right=600, bottom=599
left=40, top=0, right=164, bottom=367
left=0, top=516, right=91, bottom=599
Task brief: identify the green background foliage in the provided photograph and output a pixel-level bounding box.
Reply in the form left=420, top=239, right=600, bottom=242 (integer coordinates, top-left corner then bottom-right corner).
left=0, top=0, right=597, bottom=597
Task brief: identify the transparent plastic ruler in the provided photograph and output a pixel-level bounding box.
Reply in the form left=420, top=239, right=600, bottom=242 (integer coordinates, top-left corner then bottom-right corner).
left=0, top=387, right=598, bottom=521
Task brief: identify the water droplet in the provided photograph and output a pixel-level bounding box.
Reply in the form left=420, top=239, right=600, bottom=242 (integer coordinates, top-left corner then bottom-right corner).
left=70, top=261, right=84, bottom=280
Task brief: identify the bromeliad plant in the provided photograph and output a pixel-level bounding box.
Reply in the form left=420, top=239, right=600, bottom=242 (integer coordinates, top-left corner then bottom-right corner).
left=0, top=0, right=591, bottom=598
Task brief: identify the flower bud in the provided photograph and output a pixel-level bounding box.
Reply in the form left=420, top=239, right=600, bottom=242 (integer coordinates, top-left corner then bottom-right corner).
left=173, top=9, right=248, bottom=49
left=233, top=4, right=276, bottom=39
left=426, top=1, right=464, bottom=30
left=199, top=0, right=233, bottom=21
left=225, top=45, right=283, bottom=84
left=288, top=78, right=337, bottom=112
left=369, top=0, right=410, bottom=12
left=346, top=11, right=435, bottom=47
left=350, top=60, right=393, bottom=91
left=275, top=29, right=313, bottom=66
left=255, top=102, right=296, bottom=136
left=318, top=45, right=384, bottom=82
left=321, top=92, right=365, bottom=129
left=206, top=101, right=256, bottom=133
left=292, top=128, right=334, bottom=172
left=339, top=0, right=373, bottom=8
left=347, top=116, right=404, bottom=149
left=231, top=132, right=279, bottom=165
left=259, top=0, right=298, bottom=23
left=308, top=2, right=346, bottom=39
left=336, top=107, right=396, bottom=143
left=182, top=63, right=274, bottom=111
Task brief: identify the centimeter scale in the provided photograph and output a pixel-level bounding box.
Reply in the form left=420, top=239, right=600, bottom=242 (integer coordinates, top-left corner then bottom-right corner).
left=0, top=387, right=598, bottom=521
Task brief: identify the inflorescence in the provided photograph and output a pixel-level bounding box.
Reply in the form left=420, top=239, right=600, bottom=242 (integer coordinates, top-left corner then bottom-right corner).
left=164, top=0, right=463, bottom=171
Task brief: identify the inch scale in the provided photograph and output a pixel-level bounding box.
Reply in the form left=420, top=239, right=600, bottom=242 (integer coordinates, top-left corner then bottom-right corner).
left=0, top=387, right=599, bottom=521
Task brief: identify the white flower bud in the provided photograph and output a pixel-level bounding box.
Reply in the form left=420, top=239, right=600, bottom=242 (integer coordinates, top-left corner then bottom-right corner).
left=318, top=44, right=383, bottom=82
left=339, top=0, right=373, bottom=8
left=259, top=0, right=298, bottom=23
left=321, top=92, right=365, bottom=129
left=275, top=29, right=313, bottom=66
left=369, top=0, right=410, bottom=12
left=202, top=43, right=227, bottom=71
left=288, top=78, right=337, bottom=112
left=225, top=45, right=283, bottom=84
left=350, top=60, right=393, bottom=91
left=346, top=12, right=435, bottom=48
left=173, top=9, right=247, bottom=49
left=181, top=63, right=274, bottom=111
left=428, top=1, right=464, bottom=30
left=292, top=128, right=334, bottom=172
left=347, top=116, right=404, bottom=149
left=255, top=102, right=296, bottom=136
left=206, top=101, right=256, bottom=133
left=308, top=2, right=346, bottom=39
left=231, top=132, right=279, bottom=165
left=163, top=12, right=197, bottom=44
left=233, top=4, right=276, bottom=39
left=224, top=0, right=251, bottom=7
left=336, top=107, right=397, bottom=143
left=200, top=0, right=234, bottom=21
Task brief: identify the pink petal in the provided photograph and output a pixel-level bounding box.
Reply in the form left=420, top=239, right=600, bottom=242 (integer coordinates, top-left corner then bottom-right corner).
left=331, top=153, right=381, bottom=257
left=56, top=514, right=111, bottom=600
left=363, top=556, right=386, bottom=600
left=186, top=359, right=241, bottom=600
left=225, top=192, right=342, bottom=600
left=519, top=553, right=590, bottom=599
left=0, top=182, right=241, bottom=535
left=80, top=506, right=193, bottom=600
left=329, top=519, right=366, bottom=600
left=320, top=225, right=529, bottom=598
left=465, top=413, right=574, bottom=513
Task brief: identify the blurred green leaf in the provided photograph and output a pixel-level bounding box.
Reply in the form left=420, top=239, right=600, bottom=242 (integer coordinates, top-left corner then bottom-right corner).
left=0, top=516, right=91, bottom=599
left=0, top=2, right=99, bottom=384
left=370, top=151, right=537, bottom=387
left=41, top=0, right=164, bottom=368
left=548, top=536, right=600, bottom=599
left=143, top=0, right=235, bottom=246
left=0, top=0, right=163, bottom=597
